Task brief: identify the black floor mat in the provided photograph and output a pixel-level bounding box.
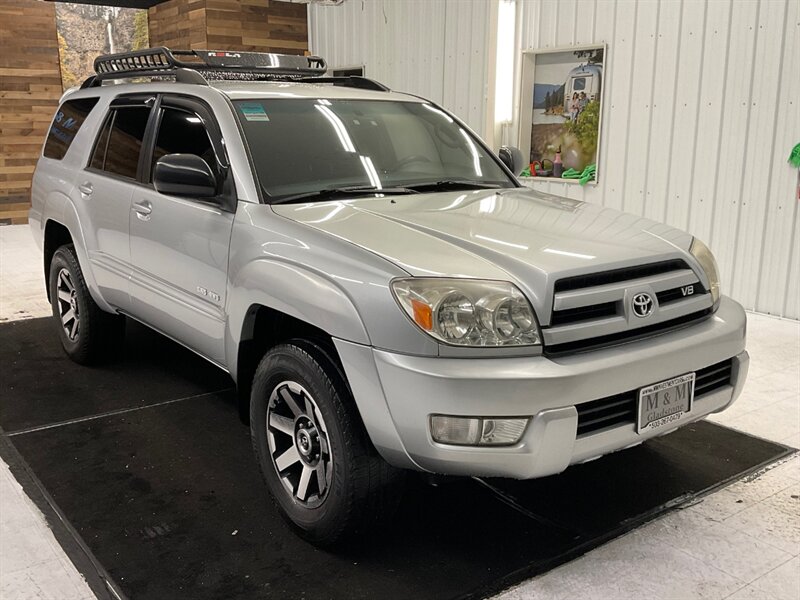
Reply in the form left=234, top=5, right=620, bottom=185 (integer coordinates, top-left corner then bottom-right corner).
left=0, top=318, right=232, bottom=432
left=0, top=318, right=793, bottom=600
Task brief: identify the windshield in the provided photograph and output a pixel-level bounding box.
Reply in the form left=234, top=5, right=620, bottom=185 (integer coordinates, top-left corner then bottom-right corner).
left=233, top=99, right=514, bottom=202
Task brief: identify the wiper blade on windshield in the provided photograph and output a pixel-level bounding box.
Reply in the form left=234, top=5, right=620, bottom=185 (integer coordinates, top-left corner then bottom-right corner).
left=406, top=179, right=504, bottom=191
left=271, top=185, right=419, bottom=205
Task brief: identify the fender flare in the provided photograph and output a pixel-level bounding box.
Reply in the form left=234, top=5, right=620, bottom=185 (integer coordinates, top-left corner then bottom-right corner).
left=225, top=258, right=370, bottom=382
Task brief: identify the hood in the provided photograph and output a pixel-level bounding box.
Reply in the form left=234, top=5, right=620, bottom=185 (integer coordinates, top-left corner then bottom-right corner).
left=271, top=187, right=695, bottom=316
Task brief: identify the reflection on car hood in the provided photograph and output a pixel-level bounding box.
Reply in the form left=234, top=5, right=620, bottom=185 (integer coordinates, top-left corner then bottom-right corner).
left=271, top=187, right=695, bottom=309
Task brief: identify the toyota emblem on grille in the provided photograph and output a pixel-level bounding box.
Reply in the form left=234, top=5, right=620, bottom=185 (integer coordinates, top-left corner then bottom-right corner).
left=632, top=292, right=655, bottom=318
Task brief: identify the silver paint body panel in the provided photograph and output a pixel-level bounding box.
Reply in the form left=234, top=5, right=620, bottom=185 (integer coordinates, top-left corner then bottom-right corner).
left=30, top=79, right=748, bottom=479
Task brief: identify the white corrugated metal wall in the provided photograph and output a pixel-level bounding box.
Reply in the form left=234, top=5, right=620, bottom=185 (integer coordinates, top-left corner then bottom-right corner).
left=309, top=0, right=800, bottom=320
left=307, top=0, right=491, bottom=134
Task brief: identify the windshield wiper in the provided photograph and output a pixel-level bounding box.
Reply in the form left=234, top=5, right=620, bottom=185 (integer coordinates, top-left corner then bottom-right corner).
left=406, top=179, right=504, bottom=192
left=271, top=185, right=419, bottom=205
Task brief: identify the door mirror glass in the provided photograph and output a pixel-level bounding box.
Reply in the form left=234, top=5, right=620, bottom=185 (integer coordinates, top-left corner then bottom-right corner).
left=498, top=145, right=525, bottom=176
left=153, top=153, right=217, bottom=198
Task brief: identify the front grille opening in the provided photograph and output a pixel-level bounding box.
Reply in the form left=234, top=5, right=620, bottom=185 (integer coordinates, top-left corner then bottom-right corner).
left=575, top=392, right=636, bottom=436
left=575, top=358, right=735, bottom=437
left=545, top=309, right=713, bottom=356
left=694, top=359, right=734, bottom=396
left=550, top=301, right=618, bottom=326
left=554, top=259, right=689, bottom=293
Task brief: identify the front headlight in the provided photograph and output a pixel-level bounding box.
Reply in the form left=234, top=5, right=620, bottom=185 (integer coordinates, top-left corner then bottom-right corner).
left=690, top=237, right=721, bottom=305
left=391, top=278, right=541, bottom=347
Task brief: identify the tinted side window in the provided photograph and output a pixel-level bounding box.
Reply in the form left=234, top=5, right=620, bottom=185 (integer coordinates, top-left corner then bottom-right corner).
left=104, top=107, right=150, bottom=180
left=90, top=113, right=113, bottom=171
left=151, top=107, right=215, bottom=177
left=43, top=97, right=99, bottom=160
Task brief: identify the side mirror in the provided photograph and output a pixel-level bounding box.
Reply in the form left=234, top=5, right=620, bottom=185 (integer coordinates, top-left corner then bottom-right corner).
left=498, top=145, right=526, bottom=177
left=153, top=153, right=217, bottom=198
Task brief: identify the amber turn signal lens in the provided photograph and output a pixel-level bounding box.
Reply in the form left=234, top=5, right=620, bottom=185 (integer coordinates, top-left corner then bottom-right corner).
left=411, top=299, right=433, bottom=330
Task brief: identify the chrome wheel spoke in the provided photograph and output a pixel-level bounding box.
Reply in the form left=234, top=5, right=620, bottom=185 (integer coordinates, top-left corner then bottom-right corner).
left=269, top=413, right=294, bottom=436
left=318, top=434, right=329, bottom=456
left=305, top=397, right=315, bottom=420
left=315, top=461, right=327, bottom=494
left=297, top=465, right=312, bottom=501
left=275, top=446, right=301, bottom=471
left=279, top=387, right=303, bottom=418
left=57, top=289, right=72, bottom=302
left=69, top=318, right=79, bottom=339
left=61, top=308, right=75, bottom=325
left=59, top=270, right=74, bottom=292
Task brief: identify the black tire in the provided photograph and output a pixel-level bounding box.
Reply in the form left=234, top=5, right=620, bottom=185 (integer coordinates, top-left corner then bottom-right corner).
left=48, top=244, right=124, bottom=365
left=250, top=340, right=405, bottom=547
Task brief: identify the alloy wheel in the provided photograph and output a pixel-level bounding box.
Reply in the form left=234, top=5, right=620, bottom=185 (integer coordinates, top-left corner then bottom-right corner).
left=266, top=380, right=333, bottom=508
left=56, top=268, right=80, bottom=342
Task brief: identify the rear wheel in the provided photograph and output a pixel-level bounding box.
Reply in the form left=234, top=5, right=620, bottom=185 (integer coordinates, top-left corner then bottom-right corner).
left=48, top=244, right=124, bottom=364
left=250, top=340, right=404, bottom=546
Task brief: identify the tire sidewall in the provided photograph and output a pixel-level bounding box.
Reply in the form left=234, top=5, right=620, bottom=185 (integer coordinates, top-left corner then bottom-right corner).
left=250, top=344, right=355, bottom=540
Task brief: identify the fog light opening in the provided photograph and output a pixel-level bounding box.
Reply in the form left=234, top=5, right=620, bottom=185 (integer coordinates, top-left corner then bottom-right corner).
left=430, top=415, right=529, bottom=446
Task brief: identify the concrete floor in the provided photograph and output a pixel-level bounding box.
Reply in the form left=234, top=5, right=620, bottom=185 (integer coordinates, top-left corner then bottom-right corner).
left=0, top=224, right=798, bottom=600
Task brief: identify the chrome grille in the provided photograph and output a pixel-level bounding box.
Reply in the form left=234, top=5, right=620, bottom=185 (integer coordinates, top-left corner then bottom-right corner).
left=544, top=259, right=713, bottom=355
left=576, top=358, right=734, bottom=437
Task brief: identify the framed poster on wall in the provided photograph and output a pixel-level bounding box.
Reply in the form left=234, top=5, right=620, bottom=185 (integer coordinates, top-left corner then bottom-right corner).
left=518, top=44, right=606, bottom=183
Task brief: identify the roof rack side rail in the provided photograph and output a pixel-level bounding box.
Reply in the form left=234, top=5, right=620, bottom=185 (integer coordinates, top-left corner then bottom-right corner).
left=297, top=75, right=390, bottom=92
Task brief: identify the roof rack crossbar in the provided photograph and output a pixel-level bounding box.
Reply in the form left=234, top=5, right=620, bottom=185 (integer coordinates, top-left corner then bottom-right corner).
left=86, top=47, right=328, bottom=87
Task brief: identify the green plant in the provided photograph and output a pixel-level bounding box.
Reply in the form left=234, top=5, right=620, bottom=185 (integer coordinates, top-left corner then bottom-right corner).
left=568, top=100, right=600, bottom=156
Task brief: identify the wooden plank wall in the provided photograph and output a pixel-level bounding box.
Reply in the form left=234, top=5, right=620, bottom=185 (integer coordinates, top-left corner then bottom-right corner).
left=148, top=0, right=208, bottom=50
left=149, top=0, right=307, bottom=54
left=205, top=0, right=307, bottom=53
left=0, top=0, right=308, bottom=225
left=0, top=0, right=63, bottom=225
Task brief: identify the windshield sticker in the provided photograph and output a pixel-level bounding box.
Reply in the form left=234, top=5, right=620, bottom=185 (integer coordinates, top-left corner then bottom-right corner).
left=240, top=103, right=270, bottom=122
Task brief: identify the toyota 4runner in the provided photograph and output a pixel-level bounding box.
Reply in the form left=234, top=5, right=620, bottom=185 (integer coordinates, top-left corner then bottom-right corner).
left=30, top=48, right=748, bottom=545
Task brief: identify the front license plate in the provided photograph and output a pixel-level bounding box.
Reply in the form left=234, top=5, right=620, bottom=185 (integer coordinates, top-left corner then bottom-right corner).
left=637, top=373, right=696, bottom=434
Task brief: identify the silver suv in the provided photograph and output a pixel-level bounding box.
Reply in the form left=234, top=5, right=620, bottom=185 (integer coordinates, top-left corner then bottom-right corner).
left=31, top=48, right=748, bottom=546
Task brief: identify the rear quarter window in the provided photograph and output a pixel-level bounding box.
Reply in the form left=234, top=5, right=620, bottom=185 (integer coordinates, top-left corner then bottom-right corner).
left=43, top=97, right=99, bottom=160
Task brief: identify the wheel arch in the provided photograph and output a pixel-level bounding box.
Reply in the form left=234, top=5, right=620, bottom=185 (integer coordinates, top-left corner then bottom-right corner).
left=43, top=220, right=73, bottom=301
left=226, top=261, right=416, bottom=469
left=235, top=304, right=416, bottom=472
left=227, top=260, right=369, bottom=376
left=40, top=192, right=112, bottom=312
left=235, top=304, right=343, bottom=413
left=227, top=259, right=370, bottom=415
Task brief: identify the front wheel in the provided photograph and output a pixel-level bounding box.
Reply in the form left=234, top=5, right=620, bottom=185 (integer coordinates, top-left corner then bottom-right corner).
left=48, top=244, right=124, bottom=365
left=250, top=340, right=404, bottom=546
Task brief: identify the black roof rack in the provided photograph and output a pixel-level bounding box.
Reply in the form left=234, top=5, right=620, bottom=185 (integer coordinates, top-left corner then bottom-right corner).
left=81, top=47, right=390, bottom=92
left=82, top=47, right=326, bottom=87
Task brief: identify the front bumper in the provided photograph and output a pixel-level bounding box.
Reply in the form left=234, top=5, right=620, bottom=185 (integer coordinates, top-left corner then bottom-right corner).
left=339, top=296, right=748, bottom=479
